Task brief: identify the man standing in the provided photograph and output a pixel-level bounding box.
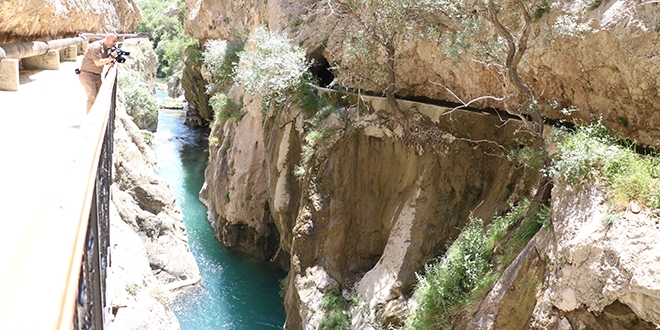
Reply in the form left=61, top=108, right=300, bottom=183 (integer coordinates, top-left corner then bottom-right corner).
left=79, top=33, right=118, bottom=112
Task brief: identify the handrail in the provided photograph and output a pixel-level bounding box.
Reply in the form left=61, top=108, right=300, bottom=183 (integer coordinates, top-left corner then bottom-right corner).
left=0, top=67, right=117, bottom=329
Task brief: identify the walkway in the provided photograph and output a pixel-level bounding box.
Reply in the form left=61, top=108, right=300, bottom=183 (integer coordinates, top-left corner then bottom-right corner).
left=0, top=55, right=116, bottom=329
left=0, top=57, right=88, bottom=280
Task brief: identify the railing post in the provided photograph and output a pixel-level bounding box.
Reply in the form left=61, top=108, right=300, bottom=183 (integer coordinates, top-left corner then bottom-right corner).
left=73, top=70, right=116, bottom=330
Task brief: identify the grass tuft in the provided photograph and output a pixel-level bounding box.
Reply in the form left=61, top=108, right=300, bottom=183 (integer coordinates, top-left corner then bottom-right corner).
left=319, top=288, right=349, bottom=330
left=404, top=200, right=550, bottom=329
left=549, top=118, right=660, bottom=209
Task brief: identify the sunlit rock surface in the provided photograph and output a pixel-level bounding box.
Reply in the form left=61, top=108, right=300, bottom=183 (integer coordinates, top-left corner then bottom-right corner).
left=0, top=0, right=140, bottom=43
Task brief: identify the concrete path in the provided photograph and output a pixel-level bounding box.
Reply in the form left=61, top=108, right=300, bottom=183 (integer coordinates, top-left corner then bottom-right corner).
left=0, top=56, right=88, bottom=283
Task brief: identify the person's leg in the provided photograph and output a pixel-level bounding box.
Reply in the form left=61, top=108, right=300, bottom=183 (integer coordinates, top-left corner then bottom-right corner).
left=79, top=73, right=102, bottom=113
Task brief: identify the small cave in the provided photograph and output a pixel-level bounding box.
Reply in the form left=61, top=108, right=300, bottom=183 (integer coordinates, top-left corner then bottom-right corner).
left=309, top=56, right=334, bottom=88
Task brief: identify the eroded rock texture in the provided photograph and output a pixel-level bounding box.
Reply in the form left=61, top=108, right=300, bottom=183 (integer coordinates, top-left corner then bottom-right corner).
left=113, top=94, right=200, bottom=287
left=185, top=0, right=660, bottom=146
left=0, top=0, right=140, bottom=43
left=467, top=182, right=660, bottom=330
left=185, top=0, right=660, bottom=328
left=201, top=87, right=539, bottom=328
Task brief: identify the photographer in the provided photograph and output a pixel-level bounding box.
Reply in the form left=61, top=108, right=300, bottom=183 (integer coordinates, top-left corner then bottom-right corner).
left=78, top=33, right=119, bottom=113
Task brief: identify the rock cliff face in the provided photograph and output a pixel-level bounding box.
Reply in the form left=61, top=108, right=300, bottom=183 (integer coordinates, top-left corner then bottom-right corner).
left=0, top=0, right=140, bottom=43
left=201, top=88, right=539, bottom=328
left=185, top=0, right=660, bottom=146
left=112, top=96, right=200, bottom=286
left=466, top=182, right=660, bottom=330
left=181, top=57, right=212, bottom=125
left=121, top=39, right=159, bottom=85
left=185, top=0, right=660, bottom=328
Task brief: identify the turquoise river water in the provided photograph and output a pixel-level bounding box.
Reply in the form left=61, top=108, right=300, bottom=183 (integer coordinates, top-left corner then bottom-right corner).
left=154, top=108, right=286, bottom=329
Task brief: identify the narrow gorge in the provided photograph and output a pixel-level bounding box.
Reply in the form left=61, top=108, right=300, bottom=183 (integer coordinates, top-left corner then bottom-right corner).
left=183, top=0, right=660, bottom=329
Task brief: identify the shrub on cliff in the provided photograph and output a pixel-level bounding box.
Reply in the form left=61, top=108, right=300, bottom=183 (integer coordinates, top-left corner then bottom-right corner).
left=118, top=74, right=159, bottom=131
left=234, top=26, right=311, bottom=110
left=549, top=120, right=660, bottom=209
left=405, top=201, right=549, bottom=329
left=202, top=39, right=245, bottom=94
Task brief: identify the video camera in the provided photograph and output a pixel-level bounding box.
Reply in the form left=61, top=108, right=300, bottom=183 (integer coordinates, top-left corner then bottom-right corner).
left=109, top=45, right=130, bottom=63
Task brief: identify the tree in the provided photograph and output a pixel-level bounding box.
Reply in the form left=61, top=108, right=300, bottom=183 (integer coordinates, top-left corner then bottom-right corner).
left=135, top=0, right=196, bottom=79
left=330, top=0, right=434, bottom=122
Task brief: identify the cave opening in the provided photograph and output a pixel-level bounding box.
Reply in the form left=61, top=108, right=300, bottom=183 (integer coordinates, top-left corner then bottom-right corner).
left=310, top=56, right=334, bottom=88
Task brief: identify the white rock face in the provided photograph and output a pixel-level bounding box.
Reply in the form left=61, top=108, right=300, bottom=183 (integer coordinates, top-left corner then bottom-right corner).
left=294, top=266, right=339, bottom=329
left=113, top=96, right=201, bottom=287
left=0, top=0, right=141, bottom=43
left=544, top=181, right=660, bottom=325
left=107, top=202, right=181, bottom=330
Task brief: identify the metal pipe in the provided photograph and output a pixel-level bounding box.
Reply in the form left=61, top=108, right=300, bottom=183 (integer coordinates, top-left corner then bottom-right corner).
left=81, top=33, right=141, bottom=41
left=0, top=37, right=85, bottom=60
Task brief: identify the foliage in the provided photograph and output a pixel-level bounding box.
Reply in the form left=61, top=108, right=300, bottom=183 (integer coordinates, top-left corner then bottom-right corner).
left=118, top=74, right=158, bottom=125
left=202, top=39, right=245, bottom=94
left=294, top=96, right=340, bottom=179
left=319, top=288, right=350, bottom=330
left=405, top=200, right=549, bottom=329
left=125, top=283, right=140, bottom=296
left=532, top=0, right=552, bottom=22
left=548, top=119, right=660, bottom=209
left=209, top=93, right=244, bottom=127
left=587, top=0, right=602, bottom=10
left=235, top=26, right=310, bottom=107
left=405, top=217, right=490, bottom=329
left=508, top=146, right=548, bottom=170
left=135, top=0, right=196, bottom=79
left=332, top=0, right=442, bottom=115
left=602, top=214, right=617, bottom=227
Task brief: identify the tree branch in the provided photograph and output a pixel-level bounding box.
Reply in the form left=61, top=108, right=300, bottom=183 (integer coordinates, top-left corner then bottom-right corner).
left=428, top=80, right=504, bottom=114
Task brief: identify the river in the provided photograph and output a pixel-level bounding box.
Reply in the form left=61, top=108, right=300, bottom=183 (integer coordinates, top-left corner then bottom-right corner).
left=154, top=108, right=286, bottom=329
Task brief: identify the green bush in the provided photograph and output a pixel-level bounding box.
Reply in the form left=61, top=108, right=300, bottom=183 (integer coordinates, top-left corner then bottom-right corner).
left=136, top=0, right=196, bottom=79
left=319, top=288, right=349, bottom=330
left=235, top=26, right=310, bottom=107
left=549, top=119, right=660, bottom=209
left=406, top=218, right=490, bottom=329
left=118, top=74, right=158, bottom=125
left=202, top=39, right=245, bottom=94
left=209, top=93, right=244, bottom=127
left=405, top=200, right=549, bottom=329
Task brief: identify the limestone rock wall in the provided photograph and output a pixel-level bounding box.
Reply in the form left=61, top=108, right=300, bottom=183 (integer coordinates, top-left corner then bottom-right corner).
left=113, top=92, right=200, bottom=287
left=185, top=0, right=660, bottom=146
left=535, top=182, right=660, bottom=328
left=200, top=86, right=281, bottom=262
left=107, top=202, right=181, bottom=330
left=0, top=0, right=141, bottom=43
left=186, top=0, right=660, bottom=328
left=466, top=181, right=660, bottom=330
left=201, top=88, right=539, bottom=328
left=121, top=38, right=159, bottom=85
left=182, top=57, right=212, bottom=123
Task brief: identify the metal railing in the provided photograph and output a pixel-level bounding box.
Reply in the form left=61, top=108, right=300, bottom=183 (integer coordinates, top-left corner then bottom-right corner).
left=0, top=67, right=117, bottom=330
left=73, top=69, right=116, bottom=330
